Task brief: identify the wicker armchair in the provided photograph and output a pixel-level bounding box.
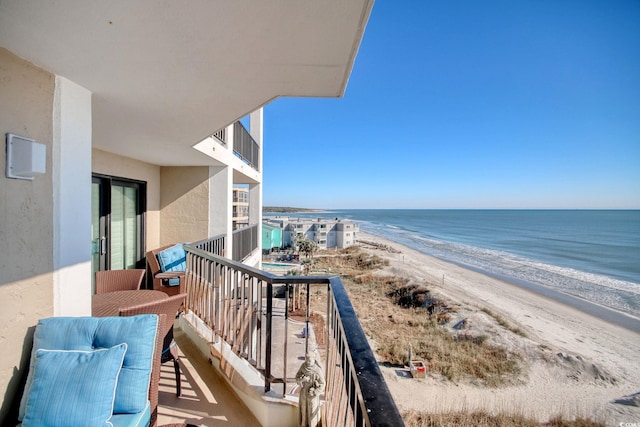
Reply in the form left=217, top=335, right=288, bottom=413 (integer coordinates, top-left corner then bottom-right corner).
left=95, top=269, right=146, bottom=294
left=18, top=314, right=164, bottom=427
left=119, top=293, right=187, bottom=397
left=146, top=245, right=185, bottom=296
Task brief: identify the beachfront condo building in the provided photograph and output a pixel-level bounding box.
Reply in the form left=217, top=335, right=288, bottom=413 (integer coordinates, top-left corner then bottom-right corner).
left=0, top=2, right=401, bottom=427
left=264, top=217, right=360, bottom=250
left=233, top=186, right=250, bottom=230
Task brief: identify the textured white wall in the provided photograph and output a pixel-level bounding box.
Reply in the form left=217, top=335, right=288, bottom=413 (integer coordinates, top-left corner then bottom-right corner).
left=0, top=48, right=55, bottom=423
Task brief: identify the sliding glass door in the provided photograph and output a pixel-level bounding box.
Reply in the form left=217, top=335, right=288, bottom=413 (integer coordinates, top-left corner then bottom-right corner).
left=91, top=175, right=146, bottom=276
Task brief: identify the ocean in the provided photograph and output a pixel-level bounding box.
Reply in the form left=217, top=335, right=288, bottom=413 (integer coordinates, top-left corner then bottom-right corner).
left=266, top=209, right=640, bottom=324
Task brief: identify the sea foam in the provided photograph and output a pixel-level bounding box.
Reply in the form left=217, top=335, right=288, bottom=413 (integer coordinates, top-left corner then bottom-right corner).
left=361, top=222, right=640, bottom=318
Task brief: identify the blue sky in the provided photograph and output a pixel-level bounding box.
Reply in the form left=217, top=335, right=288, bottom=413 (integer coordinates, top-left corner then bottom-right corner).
left=262, top=1, right=640, bottom=209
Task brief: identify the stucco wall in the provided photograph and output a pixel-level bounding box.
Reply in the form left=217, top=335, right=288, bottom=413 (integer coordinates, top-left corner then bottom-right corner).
left=0, top=48, right=55, bottom=422
left=92, top=149, right=162, bottom=251
left=160, top=167, right=210, bottom=245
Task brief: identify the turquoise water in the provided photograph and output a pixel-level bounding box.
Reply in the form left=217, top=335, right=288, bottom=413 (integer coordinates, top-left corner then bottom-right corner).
left=263, top=262, right=298, bottom=268
left=262, top=262, right=300, bottom=274
left=262, top=262, right=297, bottom=267
left=266, top=210, right=640, bottom=320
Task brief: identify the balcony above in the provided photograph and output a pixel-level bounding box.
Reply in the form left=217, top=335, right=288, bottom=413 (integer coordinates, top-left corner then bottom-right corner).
left=0, top=1, right=373, bottom=167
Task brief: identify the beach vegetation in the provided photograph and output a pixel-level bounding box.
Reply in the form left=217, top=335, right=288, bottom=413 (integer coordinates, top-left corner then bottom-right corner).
left=403, top=410, right=605, bottom=426
left=311, top=246, right=523, bottom=387
left=301, top=258, right=315, bottom=274
left=297, top=238, right=318, bottom=258
left=304, top=245, right=606, bottom=426
left=481, top=307, right=528, bottom=337
left=387, top=283, right=453, bottom=323
left=314, top=249, right=388, bottom=272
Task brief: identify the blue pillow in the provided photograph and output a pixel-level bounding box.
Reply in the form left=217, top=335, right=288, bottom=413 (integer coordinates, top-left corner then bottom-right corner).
left=157, top=244, right=186, bottom=272
left=95, top=317, right=158, bottom=414
left=22, top=343, right=127, bottom=427
left=19, top=315, right=158, bottom=420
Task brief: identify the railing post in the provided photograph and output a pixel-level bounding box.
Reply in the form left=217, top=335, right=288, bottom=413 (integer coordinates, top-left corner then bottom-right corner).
left=305, top=282, right=310, bottom=354
left=264, top=281, right=273, bottom=393
left=283, top=282, right=289, bottom=397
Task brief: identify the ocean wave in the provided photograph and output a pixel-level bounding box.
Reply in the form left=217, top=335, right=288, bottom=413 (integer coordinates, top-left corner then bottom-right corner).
left=360, top=222, right=640, bottom=318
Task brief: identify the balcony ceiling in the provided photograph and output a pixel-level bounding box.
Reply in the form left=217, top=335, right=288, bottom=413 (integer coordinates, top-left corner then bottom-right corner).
left=0, top=0, right=372, bottom=166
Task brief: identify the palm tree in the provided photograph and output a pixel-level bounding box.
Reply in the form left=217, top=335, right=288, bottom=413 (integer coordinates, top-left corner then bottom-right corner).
left=297, top=239, right=318, bottom=259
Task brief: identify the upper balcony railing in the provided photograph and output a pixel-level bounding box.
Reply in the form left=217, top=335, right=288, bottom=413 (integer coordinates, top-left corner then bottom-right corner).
left=183, top=237, right=404, bottom=427
left=232, top=224, right=258, bottom=261
left=233, top=121, right=260, bottom=171
left=210, top=121, right=259, bottom=172
left=212, top=128, right=227, bottom=146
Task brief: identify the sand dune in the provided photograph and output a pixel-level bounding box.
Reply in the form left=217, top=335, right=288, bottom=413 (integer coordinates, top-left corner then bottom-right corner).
left=356, top=231, right=640, bottom=426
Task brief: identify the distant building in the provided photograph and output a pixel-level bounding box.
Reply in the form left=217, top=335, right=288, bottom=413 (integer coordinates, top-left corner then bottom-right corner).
left=262, top=223, right=283, bottom=252
left=263, top=217, right=359, bottom=250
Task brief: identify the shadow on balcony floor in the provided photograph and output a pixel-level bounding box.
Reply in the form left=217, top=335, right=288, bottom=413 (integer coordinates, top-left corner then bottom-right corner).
left=157, top=328, right=260, bottom=427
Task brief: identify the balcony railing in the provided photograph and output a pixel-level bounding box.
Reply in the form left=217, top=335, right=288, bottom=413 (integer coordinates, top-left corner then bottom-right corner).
left=193, top=234, right=226, bottom=257
left=232, top=224, right=258, bottom=261
left=183, top=239, right=404, bottom=427
left=212, top=128, right=227, bottom=145
left=233, top=121, right=259, bottom=171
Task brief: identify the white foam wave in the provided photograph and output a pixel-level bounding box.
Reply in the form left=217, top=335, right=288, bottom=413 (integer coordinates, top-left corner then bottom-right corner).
left=361, top=223, right=640, bottom=317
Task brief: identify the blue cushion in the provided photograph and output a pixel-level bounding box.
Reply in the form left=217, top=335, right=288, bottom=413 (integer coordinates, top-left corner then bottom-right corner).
left=19, top=315, right=159, bottom=420
left=110, top=401, right=150, bottom=427
left=157, top=244, right=186, bottom=272
left=22, top=343, right=127, bottom=427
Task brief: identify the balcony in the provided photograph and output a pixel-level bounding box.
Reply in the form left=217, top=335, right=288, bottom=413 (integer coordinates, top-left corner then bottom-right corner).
left=206, top=121, right=259, bottom=172
left=233, top=122, right=260, bottom=171
left=158, top=236, right=403, bottom=426
left=233, top=224, right=259, bottom=261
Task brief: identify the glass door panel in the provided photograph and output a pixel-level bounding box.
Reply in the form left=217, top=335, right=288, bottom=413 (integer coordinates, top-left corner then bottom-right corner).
left=92, top=174, right=146, bottom=276
left=110, top=185, right=139, bottom=270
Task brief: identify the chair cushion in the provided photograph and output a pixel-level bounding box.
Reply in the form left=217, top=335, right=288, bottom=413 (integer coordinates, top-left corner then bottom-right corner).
left=22, top=343, right=127, bottom=427
left=19, top=315, right=159, bottom=420
left=109, top=401, right=150, bottom=427
left=157, top=244, right=186, bottom=273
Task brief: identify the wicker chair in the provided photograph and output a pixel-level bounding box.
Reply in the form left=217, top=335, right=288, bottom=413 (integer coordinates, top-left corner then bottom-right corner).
left=119, top=293, right=187, bottom=397
left=19, top=314, right=164, bottom=427
left=95, top=269, right=146, bottom=294
left=146, top=245, right=185, bottom=296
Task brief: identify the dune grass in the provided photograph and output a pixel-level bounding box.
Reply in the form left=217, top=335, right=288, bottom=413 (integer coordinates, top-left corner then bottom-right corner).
left=308, top=246, right=606, bottom=425
left=312, top=247, right=521, bottom=387
left=404, top=410, right=605, bottom=427
left=481, top=307, right=528, bottom=337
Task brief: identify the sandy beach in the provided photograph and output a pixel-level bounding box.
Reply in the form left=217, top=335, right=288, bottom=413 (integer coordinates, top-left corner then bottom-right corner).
left=355, top=231, right=640, bottom=426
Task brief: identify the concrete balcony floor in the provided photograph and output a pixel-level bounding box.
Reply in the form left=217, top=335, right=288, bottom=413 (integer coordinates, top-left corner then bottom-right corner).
left=157, top=328, right=260, bottom=427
